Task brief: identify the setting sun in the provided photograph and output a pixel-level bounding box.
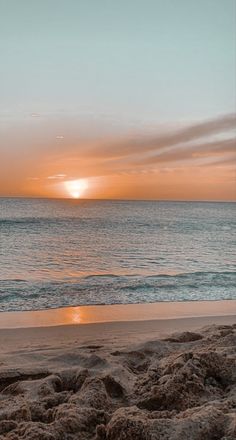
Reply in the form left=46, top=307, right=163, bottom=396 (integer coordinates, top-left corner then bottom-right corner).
left=64, top=179, right=88, bottom=199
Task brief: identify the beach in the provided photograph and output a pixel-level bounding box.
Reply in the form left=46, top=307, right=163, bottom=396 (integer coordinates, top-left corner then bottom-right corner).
left=0, top=301, right=236, bottom=439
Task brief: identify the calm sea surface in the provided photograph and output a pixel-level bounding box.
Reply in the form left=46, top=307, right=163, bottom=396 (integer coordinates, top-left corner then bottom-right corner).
left=0, top=198, right=235, bottom=312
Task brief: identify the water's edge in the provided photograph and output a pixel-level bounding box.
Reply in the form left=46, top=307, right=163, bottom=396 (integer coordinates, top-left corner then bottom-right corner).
left=0, top=299, right=236, bottom=329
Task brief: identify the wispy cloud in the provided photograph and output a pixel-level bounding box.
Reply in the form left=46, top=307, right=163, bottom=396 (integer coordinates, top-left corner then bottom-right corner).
left=130, top=137, right=236, bottom=167
left=70, top=113, right=236, bottom=173
left=81, top=113, right=236, bottom=161
left=47, top=174, right=67, bottom=180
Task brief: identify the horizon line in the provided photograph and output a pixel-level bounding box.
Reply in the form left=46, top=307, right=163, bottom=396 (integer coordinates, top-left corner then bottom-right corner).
left=0, top=196, right=235, bottom=204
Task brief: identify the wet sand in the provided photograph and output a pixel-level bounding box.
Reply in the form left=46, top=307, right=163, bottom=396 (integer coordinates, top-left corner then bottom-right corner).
left=1, top=299, right=236, bottom=328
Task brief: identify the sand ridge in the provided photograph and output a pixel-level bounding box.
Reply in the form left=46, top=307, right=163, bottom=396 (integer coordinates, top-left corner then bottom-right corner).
left=0, top=322, right=236, bottom=439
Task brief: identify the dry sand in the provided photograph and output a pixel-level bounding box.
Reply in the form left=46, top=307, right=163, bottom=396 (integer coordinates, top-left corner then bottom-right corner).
left=0, top=303, right=235, bottom=439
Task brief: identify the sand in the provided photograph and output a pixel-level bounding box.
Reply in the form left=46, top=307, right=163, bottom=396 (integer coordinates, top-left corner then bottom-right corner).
left=1, top=299, right=236, bottom=328
left=0, top=303, right=236, bottom=439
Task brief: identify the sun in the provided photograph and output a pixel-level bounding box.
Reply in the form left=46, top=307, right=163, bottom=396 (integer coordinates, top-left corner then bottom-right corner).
left=64, top=179, right=88, bottom=199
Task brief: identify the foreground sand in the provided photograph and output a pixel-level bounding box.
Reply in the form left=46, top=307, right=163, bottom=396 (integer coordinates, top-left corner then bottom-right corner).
left=0, top=312, right=236, bottom=439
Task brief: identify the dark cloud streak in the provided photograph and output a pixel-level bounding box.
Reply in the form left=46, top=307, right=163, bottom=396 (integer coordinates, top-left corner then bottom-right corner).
left=82, top=113, right=236, bottom=161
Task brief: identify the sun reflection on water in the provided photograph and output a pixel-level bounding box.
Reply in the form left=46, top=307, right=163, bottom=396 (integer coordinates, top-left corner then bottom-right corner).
left=71, top=309, right=81, bottom=324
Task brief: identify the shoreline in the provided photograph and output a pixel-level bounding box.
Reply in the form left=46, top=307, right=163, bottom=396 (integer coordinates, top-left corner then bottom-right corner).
left=0, top=299, right=235, bottom=329
left=1, top=311, right=236, bottom=371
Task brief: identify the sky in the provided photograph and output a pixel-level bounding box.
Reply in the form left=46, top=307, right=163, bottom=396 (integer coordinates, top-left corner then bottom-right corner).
left=0, top=0, right=235, bottom=200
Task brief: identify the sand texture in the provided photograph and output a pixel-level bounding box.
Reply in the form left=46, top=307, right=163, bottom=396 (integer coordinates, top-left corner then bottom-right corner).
left=0, top=320, right=236, bottom=439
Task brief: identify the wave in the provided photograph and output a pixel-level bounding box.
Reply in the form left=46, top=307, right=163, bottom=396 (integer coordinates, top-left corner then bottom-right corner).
left=0, top=218, right=64, bottom=226
left=0, top=270, right=235, bottom=312
left=0, top=279, right=27, bottom=283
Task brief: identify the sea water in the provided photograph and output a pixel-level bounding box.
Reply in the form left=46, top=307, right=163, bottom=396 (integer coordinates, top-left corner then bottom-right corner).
left=0, top=198, right=235, bottom=311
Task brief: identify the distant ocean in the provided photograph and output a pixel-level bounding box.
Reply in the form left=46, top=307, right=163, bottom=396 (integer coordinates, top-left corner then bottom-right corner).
left=0, top=198, right=235, bottom=312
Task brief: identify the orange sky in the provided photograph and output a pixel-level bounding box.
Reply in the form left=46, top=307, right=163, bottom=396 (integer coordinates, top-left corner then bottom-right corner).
left=0, top=113, right=235, bottom=201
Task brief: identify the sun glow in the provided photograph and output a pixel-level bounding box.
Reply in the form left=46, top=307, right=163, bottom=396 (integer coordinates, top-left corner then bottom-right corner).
left=65, top=179, right=88, bottom=198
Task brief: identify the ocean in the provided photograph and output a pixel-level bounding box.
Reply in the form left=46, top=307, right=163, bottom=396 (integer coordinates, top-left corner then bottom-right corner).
left=0, top=198, right=235, bottom=312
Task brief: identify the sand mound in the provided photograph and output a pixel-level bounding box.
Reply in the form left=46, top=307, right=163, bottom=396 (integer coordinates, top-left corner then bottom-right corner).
left=0, top=324, right=235, bottom=439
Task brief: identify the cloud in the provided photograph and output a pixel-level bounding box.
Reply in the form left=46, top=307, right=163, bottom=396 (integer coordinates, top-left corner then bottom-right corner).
left=81, top=113, right=236, bottom=162
left=130, top=137, right=236, bottom=167
left=36, top=113, right=235, bottom=183
left=47, top=174, right=67, bottom=180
